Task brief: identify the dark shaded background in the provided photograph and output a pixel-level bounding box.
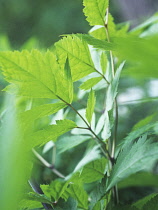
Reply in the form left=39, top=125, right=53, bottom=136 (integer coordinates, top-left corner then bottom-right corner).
left=0, top=0, right=158, bottom=48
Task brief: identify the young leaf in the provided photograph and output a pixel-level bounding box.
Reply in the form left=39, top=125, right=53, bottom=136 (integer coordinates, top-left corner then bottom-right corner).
left=80, top=77, right=102, bottom=90
left=80, top=158, right=107, bottom=183
left=55, top=35, right=95, bottom=81
left=30, top=119, right=77, bottom=148
left=83, top=0, right=109, bottom=26
left=86, top=89, right=96, bottom=124
left=106, top=135, right=158, bottom=191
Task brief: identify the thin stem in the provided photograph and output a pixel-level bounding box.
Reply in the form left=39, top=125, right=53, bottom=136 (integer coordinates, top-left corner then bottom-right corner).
left=104, top=7, right=119, bottom=205
left=57, top=95, right=113, bottom=163
left=32, top=149, right=65, bottom=179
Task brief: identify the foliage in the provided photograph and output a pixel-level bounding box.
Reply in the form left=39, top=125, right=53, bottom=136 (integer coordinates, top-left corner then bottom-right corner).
left=0, top=0, right=158, bottom=210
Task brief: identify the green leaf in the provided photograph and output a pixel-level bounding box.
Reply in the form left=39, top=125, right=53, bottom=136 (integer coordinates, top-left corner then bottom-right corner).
left=63, top=183, right=88, bottom=209
left=19, top=199, right=42, bottom=209
left=106, top=135, right=158, bottom=191
left=30, top=119, right=77, bottom=148
left=0, top=50, right=73, bottom=103
left=133, top=193, right=158, bottom=209
left=80, top=158, right=107, bottom=183
left=89, top=177, right=107, bottom=210
left=106, top=61, right=125, bottom=111
left=76, top=34, right=114, bottom=51
left=26, top=192, right=52, bottom=204
left=83, top=0, right=109, bottom=26
left=80, top=77, right=102, bottom=90
left=86, top=89, right=96, bottom=124
left=100, top=52, right=107, bottom=74
left=41, top=179, right=69, bottom=202
left=56, top=135, right=90, bottom=153
left=21, top=102, right=67, bottom=123
left=54, top=197, right=78, bottom=210
left=64, top=57, right=73, bottom=103
left=119, top=122, right=155, bottom=149
left=118, top=172, right=158, bottom=189
left=0, top=50, right=57, bottom=99
left=55, top=35, right=95, bottom=81
left=142, top=195, right=158, bottom=210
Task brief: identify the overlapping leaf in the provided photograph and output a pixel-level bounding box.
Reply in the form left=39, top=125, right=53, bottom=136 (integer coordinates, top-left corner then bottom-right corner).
left=55, top=35, right=96, bottom=81
left=30, top=119, right=77, bottom=148
left=106, top=135, right=158, bottom=191
left=0, top=50, right=73, bottom=103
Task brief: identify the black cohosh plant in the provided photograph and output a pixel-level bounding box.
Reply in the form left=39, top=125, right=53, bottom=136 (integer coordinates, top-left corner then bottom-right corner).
left=0, top=0, right=158, bottom=209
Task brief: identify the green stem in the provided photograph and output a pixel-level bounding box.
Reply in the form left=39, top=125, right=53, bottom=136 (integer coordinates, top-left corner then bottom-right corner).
left=104, top=7, right=119, bottom=204
left=57, top=96, right=113, bottom=163
left=32, top=149, right=65, bottom=179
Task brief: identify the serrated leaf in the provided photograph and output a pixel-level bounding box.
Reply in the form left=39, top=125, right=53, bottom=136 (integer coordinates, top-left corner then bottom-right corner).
left=55, top=35, right=96, bottom=81
left=19, top=199, right=42, bottom=209
left=119, top=123, right=155, bottom=149
left=56, top=135, right=90, bottom=153
left=142, top=195, right=158, bottom=210
left=106, top=61, right=125, bottom=111
left=83, top=0, right=109, bottom=26
left=26, top=192, right=52, bottom=204
left=80, top=158, right=107, bottom=183
left=86, top=89, right=96, bottom=124
left=30, top=119, right=77, bottom=148
left=0, top=50, right=73, bottom=103
left=41, top=180, right=69, bottom=202
left=133, top=193, right=158, bottom=209
left=106, top=135, right=158, bottom=191
left=63, top=183, right=88, bottom=209
left=80, top=77, right=102, bottom=90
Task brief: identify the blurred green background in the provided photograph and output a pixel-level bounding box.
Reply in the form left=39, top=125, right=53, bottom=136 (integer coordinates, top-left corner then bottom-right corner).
left=0, top=0, right=157, bottom=49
